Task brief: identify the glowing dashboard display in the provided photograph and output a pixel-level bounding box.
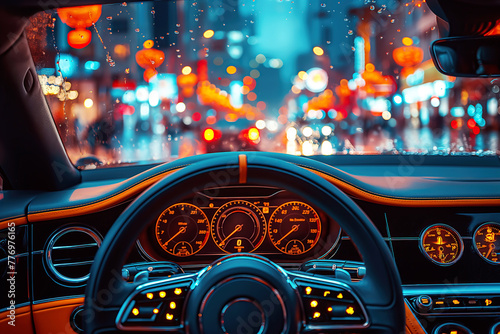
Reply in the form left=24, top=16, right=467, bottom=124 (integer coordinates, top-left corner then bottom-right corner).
left=141, top=188, right=342, bottom=263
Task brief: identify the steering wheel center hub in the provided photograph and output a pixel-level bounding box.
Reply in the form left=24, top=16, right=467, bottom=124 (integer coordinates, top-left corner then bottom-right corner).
left=185, top=255, right=298, bottom=334
left=221, top=298, right=265, bottom=334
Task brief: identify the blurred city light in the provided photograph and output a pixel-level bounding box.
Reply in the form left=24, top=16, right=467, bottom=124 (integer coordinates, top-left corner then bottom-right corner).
left=313, top=46, right=324, bottom=56
left=203, top=30, right=215, bottom=39
left=182, top=66, right=192, bottom=75
left=84, top=98, right=93, bottom=108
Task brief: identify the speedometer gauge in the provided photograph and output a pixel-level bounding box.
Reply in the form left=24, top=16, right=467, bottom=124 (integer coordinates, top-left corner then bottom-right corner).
left=268, top=201, right=321, bottom=255
left=419, top=224, right=463, bottom=266
left=473, top=222, right=500, bottom=264
left=155, top=203, right=209, bottom=257
left=211, top=200, right=267, bottom=253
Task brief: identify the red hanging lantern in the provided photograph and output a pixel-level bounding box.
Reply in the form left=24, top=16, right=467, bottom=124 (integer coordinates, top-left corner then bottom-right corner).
left=67, top=29, right=92, bottom=49
left=58, top=5, right=102, bottom=49
left=135, top=42, right=165, bottom=82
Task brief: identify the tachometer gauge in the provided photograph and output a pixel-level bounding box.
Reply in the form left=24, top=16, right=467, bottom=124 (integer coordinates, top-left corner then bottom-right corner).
left=420, top=224, right=463, bottom=266
left=211, top=200, right=266, bottom=253
left=473, top=222, right=500, bottom=264
left=268, top=201, right=321, bottom=255
left=155, top=203, right=209, bottom=257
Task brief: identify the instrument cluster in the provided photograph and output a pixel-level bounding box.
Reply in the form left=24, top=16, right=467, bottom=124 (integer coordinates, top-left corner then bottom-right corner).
left=137, top=186, right=342, bottom=264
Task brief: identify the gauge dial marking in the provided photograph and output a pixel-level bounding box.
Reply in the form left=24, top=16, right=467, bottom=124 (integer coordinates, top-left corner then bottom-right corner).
left=473, top=223, right=500, bottom=264
left=420, top=224, right=463, bottom=266
left=211, top=200, right=266, bottom=253
left=155, top=203, right=209, bottom=257
left=268, top=201, right=321, bottom=255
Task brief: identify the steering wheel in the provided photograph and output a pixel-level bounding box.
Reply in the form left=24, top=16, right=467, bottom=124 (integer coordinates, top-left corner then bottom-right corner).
left=84, top=152, right=404, bottom=333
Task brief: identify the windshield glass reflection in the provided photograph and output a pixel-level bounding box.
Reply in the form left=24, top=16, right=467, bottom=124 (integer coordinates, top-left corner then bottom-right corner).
left=27, top=0, right=500, bottom=168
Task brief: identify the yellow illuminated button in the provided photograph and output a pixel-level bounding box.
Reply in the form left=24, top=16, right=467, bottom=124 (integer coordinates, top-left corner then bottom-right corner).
left=313, top=312, right=321, bottom=319
left=451, top=331, right=458, bottom=334
left=174, top=288, right=182, bottom=295
left=452, top=299, right=460, bottom=305
left=323, top=291, right=330, bottom=297
left=146, top=293, right=154, bottom=300
left=132, top=308, right=139, bottom=316
left=159, top=291, right=166, bottom=298
left=337, top=293, right=343, bottom=299
left=170, top=301, right=177, bottom=309
left=346, top=306, right=355, bottom=315
left=435, top=301, right=444, bottom=305
left=153, top=308, right=159, bottom=314
left=310, top=300, right=318, bottom=308
left=166, top=313, right=174, bottom=320
left=305, top=287, right=312, bottom=295
left=327, top=307, right=332, bottom=312
left=485, top=299, right=493, bottom=306
left=421, top=298, right=429, bottom=304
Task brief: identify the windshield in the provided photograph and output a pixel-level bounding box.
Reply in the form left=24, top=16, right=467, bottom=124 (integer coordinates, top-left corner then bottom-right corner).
left=28, top=0, right=500, bottom=168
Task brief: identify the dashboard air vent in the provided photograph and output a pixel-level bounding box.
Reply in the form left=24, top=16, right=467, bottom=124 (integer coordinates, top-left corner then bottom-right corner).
left=44, top=226, right=102, bottom=284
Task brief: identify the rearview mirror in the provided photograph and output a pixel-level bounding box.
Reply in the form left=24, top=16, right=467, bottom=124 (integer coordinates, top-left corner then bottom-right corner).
left=430, top=35, right=500, bottom=77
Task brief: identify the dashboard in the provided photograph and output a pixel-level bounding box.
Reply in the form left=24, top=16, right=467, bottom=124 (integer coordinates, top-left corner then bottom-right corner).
left=2, top=154, right=500, bottom=334
left=137, top=186, right=341, bottom=265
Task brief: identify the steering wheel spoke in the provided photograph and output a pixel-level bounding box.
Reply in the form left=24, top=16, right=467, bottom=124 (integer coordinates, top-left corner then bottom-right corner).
left=287, top=271, right=369, bottom=332
left=115, top=273, right=197, bottom=332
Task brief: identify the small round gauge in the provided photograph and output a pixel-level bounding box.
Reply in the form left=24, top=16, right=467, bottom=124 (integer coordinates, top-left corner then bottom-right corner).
left=155, top=203, right=210, bottom=257
left=211, top=200, right=266, bottom=253
left=268, top=201, right=321, bottom=255
left=473, top=222, right=500, bottom=264
left=420, top=224, right=463, bottom=266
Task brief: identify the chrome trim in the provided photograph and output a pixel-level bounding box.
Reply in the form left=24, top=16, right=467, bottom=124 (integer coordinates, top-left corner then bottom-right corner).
left=53, top=260, right=95, bottom=267
left=433, top=323, right=473, bottom=334
left=472, top=222, right=500, bottom=265
left=32, top=295, right=85, bottom=305
left=418, top=223, right=464, bottom=266
left=290, top=271, right=370, bottom=331
left=44, top=226, right=102, bottom=284
left=0, top=302, right=30, bottom=313
left=53, top=242, right=98, bottom=250
left=135, top=239, right=158, bottom=262
left=403, top=283, right=500, bottom=295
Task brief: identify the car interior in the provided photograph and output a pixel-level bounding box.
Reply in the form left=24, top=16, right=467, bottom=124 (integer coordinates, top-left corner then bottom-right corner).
left=1, top=0, right=500, bottom=333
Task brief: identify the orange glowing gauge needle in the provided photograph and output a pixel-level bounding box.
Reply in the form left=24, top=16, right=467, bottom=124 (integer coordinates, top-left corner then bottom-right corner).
left=276, top=225, right=300, bottom=245
left=486, top=243, right=495, bottom=259
left=163, top=226, right=187, bottom=246
left=219, top=224, right=243, bottom=247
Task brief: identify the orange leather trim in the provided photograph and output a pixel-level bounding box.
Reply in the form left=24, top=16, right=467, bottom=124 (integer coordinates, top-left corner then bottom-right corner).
left=405, top=300, right=426, bottom=334
left=32, top=297, right=84, bottom=311
left=0, top=217, right=27, bottom=231
left=308, top=169, right=500, bottom=207
left=0, top=305, right=32, bottom=334
left=238, top=154, right=247, bottom=184
left=32, top=298, right=84, bottom=334
left=29, top=169, right=180, bottom=222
